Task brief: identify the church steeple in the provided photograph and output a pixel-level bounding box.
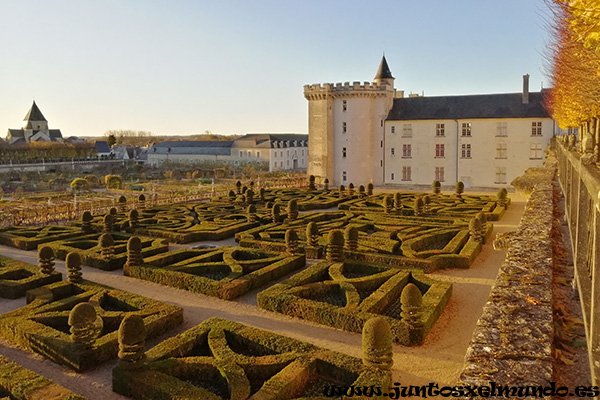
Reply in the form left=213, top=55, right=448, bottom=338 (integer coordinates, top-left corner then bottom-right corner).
left=373, top=55, right=394, bottom=87
left=22, top=101, right=48, bottom=131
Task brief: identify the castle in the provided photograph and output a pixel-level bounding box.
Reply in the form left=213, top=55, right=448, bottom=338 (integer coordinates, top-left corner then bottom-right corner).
left=304, top=56, right=555, bottom=189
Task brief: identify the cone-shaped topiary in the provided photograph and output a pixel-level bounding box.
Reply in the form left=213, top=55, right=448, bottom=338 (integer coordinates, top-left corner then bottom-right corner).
left=432, top=180, right=441, bottom=194
left=242, top=185, right=248, bottom=194
left=117, top=314, right=146, bottom=369
left=109, top=207, right=118, bottom=216
left=306, top=222, right=319, bottom=247
left=469, top=217, right=483, bottom=243
left=348, top=183, right=355, bottom=197
left=118, top=195, right=127, bottom=212
left=344, top=226, right=359, bottom=251
left=81, top=211, right=94, bottom=233
left=326, top=229, right=345, bottom=262
left=400, top=283, right=423, bottom=328
left=245, top=189, right=254, bottom=205
left=367, top=183, right=374, bottom=196
left=394, top=193, right=402, bottom=210
left=285, top=229, right=299, bottom=255
left=414, top=197, right=424, bottom=217
left=99, top=233, right=115, bottom=259
left=126, top=236, right=143, bottom=268
left=138, top=194, right=146, bottom=207
left=249, top=181, right=255, bottom=189
left=309, top=175, right=316, bottom=190
left=287, top=199, right=298, bottom=221
left=69, top=302, right=101, bottom=346
left=66, top=252, right=82, bottom=283
left=383, top=195, right=393, bottom=214
left=497, top=188, right=508, bottom=207
left=236, top=180, right=242, bottom=194
left=38, top=246, right=55, bottom=275
left=265, top=201, right=273, bottom=220
left=228, top=190, right=236, bottom=202
left=129, top=209, right=139, bottom=229
left=338, top=185, right=345, bottom=198
left=422, top=195, right=431, bottom=213
left=455, top=181, right=464, bottom=195
left=103, top=214, right=113, bottom=233
left=247, top=205, right=257, bottom=223
left=362, top=317, right=393, bottom=370
left=323, top=178, right=329, bottom=191
left=272, top=203, right=281, bottom=223
left=259, top=187, right=266, bottom=201
left=476, top=212, right=487, bottom=231
left=358, top=185, right=365, bottom=198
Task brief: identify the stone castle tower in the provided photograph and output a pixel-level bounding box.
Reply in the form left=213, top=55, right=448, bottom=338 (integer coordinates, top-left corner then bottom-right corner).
left=303, top=56, right=398, bottom=187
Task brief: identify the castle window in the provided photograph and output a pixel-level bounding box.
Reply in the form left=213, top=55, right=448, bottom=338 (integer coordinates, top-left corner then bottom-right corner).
left=530, top=143, right=543, bottom=159
left=402, top=124, right=412, bottom=137
left=342, top=100, right=347, bottom=112
left=435, top=144, right=445, bottom=158
left=391, top=172, right=395, bottom=180
left=402, top=166, right=412, bottom=181
left=342, top=171, right=347, bottom=181
left=257, top=151, right=261, bottom=158
left=343, top=122, right=347, bottom=133
left=436, top=124, right=445, bottom=137
left=435, top=167, right=445, bottom=182
left=496, top=122, right=507, bottom=137
left=496, top=143, right=507, bottom=159
left=391, top=126, right=395, bottom=134
left=461, top=123, right=472, bottom=137
left=461, top=144, right=471, bottom=158
left=342, top=147, right=347, bottom=158
left=391, top=148, right=395, bottom=156
left=531, top=122, right=542, bottom=136
left=402, top=144, right=411, bottom=158
left=381, top=141, right=383, bottom=148
left=239, top=151, right=243, bottom=157
left=495, top=167, right=507, bottom=184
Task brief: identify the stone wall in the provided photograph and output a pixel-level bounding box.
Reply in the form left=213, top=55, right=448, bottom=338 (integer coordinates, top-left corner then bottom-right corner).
left=459, top=163, right=556, bottom=395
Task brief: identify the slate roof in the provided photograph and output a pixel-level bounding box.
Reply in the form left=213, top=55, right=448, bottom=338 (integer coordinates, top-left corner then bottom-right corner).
left=233, top=134, right=308, bottom=147
left=23, top=101, right=47, bottom=122
left=374, top=56, right=394, bottom=80
left=48, top=129, right=62, bottom=139
left=386, top=91, right=551, bottom=121
left=95, top=141, right=111, bottom=153
left=150, top=141, right=233, bottom=156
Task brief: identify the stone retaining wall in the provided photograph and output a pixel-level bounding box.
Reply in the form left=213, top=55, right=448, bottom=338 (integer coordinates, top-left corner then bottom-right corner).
left=459, top=169, right=556, bottom=396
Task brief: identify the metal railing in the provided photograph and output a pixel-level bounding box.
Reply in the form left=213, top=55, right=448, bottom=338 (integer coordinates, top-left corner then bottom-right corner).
left=556, top=138, right=600, bottom=384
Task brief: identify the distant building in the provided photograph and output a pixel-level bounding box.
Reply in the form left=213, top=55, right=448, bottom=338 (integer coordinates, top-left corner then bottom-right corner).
left=304, top=56, right=556, bottom=189
left=146, top=133, right=308, bottom=172
left=94, top=141, right=112, bottom=158
left=6, top=102, right=64, bottom=145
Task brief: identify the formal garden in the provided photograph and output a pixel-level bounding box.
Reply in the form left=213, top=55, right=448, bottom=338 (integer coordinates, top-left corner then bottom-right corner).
left=0, top=177, right=511, bottom=399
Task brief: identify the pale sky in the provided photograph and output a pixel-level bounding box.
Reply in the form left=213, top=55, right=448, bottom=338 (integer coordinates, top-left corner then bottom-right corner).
left=0, top=0, right=552, bottom=137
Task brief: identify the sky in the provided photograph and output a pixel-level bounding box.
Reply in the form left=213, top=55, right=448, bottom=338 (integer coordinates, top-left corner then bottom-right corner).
left=0, top=0, right=554, bottom=137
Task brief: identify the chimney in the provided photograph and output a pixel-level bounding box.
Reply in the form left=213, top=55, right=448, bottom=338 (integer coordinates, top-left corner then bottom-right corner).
left=522, top=74, right=530, bottom=104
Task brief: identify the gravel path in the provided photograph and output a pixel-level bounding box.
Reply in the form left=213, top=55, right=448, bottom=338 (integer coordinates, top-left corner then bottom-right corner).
left=0, top=194, right=527, bottom=399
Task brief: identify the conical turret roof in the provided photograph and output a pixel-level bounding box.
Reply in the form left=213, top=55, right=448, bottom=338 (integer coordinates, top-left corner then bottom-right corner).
left=23, top=101, right=47, bottom=122
left=374, top=55, right=394, bottom=80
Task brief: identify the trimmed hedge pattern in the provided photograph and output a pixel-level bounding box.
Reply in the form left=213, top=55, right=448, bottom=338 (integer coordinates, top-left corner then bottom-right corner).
left=0, top=280, right=183, bottom=372
left=113, top=317, right=390, bottom=399
left=0, top=254, right=61, bottom=299
left=44, top=233, right=169, bottom=271
left=257, top=260, right=452, bottom=345
left=0, top=355, right=86, bottom=400
left=0, top=226, right=82, bottom=250
left=126, top=247, right=305, bottom=300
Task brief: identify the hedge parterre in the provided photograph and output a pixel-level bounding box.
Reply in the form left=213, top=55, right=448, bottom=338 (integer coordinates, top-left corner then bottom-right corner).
left=0, top=279, right=183, bottom=372
left=113, top=317, right=391, bottom=400
left=257, top=260, right=452, bottom=345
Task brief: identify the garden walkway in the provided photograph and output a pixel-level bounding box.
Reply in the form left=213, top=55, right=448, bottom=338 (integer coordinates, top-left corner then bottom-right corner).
left=0, top=192, right=527, bottom=399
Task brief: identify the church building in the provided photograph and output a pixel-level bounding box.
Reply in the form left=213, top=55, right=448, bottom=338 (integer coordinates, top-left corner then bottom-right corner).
left=6, top=102, right=64, bottom=145
left=304, top=56, right=555, bottom=189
